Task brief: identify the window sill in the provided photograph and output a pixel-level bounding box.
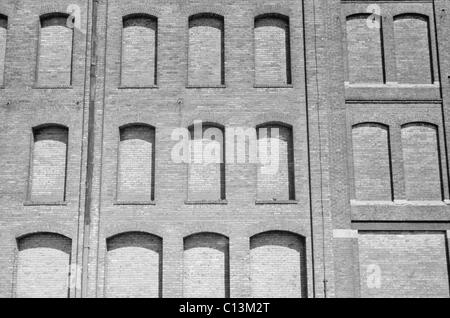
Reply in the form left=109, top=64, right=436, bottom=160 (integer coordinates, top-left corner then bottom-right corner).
left=186, top=85, right=226, bottom=89
left=114, top=201, right=156, bottom=206
left=33, top=85, right=73, bottom=90
left=118, top=85, right=158, bottom=89
left=255, top=200, right=298, bottom=205
left=254, top=84, right=293, bottom=88
left=185, top=200, right=228, bottom=205
left=24, top=201, right=68, bottom=206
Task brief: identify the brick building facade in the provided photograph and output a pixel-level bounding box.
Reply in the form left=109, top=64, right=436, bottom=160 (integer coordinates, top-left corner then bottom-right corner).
left=0, top=0, right=450, bottom=298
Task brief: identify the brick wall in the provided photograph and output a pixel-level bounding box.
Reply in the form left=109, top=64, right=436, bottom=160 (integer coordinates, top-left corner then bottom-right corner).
left=358, top=232, right=450, bottom=298
left=352, top=123, right=392, bottom=201
left=16, top=233, right=71, bottom=298
left=121, top=15, right=157, bottom=87
left=105, top=232, right=162, bottom=298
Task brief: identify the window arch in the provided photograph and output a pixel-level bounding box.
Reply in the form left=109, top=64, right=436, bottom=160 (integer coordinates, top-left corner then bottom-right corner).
left=250, top=231, right=307, bottom=298
left=401, top=122, right=442, bottom=200
left=15, top=232, right=71, bottom=298
left=0, top=14, right=7, bottom=86
left=105, top=232, right=162, bottom=298
left=188, top=123, right=225, bottom=201
left=393, top=14, right=433, bottom=84
left=352, top=123, right=392, bottom=200
left=29, top=125, right=68, bottom=203
left=257, top=123, right=295, bottom=201
left=254, top=13, right=291, bottom=86
left=117, top=124, right=155, bottom=202
left=183, top=232, right=230, bottom=298
left=121, top=14, right=157, bottom=87
left=37, top=13, right=73, bottom=86
left=346, top=13, right=385, bottom=84
left=188, top=13, right=224, bottom=86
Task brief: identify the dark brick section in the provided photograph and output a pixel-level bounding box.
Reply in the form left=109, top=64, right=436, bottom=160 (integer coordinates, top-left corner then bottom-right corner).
left=0, top=0, right=450, bottom=298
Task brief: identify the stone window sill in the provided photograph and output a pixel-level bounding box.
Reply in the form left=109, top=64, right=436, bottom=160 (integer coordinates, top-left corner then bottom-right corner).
left=254, top=84, right=293, bottom=88
left=33, top=85, right=73, bottom=89
left=186, top=85, right=226, bottom=89
left=255, top=200, right=298, bottom=205
left=24, top=201, right=68, bottom=206
left=118, top=85, right=158, bottom=89
left=114, top=201, right=156, bottom=206
left=185, top=200, right=228, bottom=205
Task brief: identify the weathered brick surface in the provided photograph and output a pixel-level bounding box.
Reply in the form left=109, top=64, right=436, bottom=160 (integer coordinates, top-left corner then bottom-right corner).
left=346, top=15, right=384, bottom=84
left=105, top=232, right=162, bottom=298
left=117, top=125, right=154, bottom=202
left=250, top=231, right=306, bottom=298
left=358, top=232, right=450, bottom=298
left=0, top=0, right=450, bottom=298
left=183, top=233, right=229, bottom=298
left=121, top=15, right=157, bottom=87
left=15, top=233, right=71, bottom=298
left=37, top=15, right=73, bottom=87
left=254, top=15, right=290, bottom=86
left=352, top=123, right=392, bottom=201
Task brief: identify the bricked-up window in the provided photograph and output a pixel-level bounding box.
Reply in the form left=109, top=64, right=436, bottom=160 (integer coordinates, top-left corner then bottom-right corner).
left=346, top=14, right=385, bottom=84
left=105, top=232, right=162, bottom=298
left=257, top=124, right=295, bottom=201
left=0, top=14, right=7, bottom=86
left=250, top=231, right=306, bottom=298
left=394, top=14, right=433, bottom=84
left=401, top=123, right=442, bottom=201
left=121, top=14, right=157, bottom=87
left=183, top=233, right=230, bottom=298
left=254, top=14, right=291, bottom=86
left=352, top=123, right=392, bottom=201
left=117, top=125, right=155, bottom=202
left=188, top=124, right=225, bottom=201
left=30, top=125, right=68, bottom=203
left=188, top=13, right=224, bottom=86
left=358, top=232, right=450, bottom=298
left=37, top=13, right=73, bottom=87
left=16, top=233, right=71, bottom=298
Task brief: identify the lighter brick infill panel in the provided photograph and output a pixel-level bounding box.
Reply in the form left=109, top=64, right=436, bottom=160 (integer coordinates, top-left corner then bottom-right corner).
left=401, top=123, right=442, bottom=201
left=121, top=15, right=157, bottom=87
left=188, top=14, right=224, bottom=86
left=358, top=232, right=450, bottom=298
left=37, top=15, right=73, bottom=87
left=117, top=125, right=155, bottom=202
left=0, top=15, right=7, bottom=86
left=254, top=15, right=291, bottom=86
left=183, top=233, right=229, bottom=298
left=105, top=232, right=162, bottom=298
left=394, top=15, right=433, bottom=84
left=352, top=124, right=392, bottom=201
left=16, top=233, right=71, bottom=298
left=250, top=231, right=306, bottom=298
left=346, top=14, right=384, bottom=84
left=30, top=126, right=68, bottom=203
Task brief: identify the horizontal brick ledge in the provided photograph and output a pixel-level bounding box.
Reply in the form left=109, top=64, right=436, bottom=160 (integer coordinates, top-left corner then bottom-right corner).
left=184, top=200, right=228, bottom=205
left=255, top=200, right=298, bottom=205
left=114, top=201, right=156, bottom=206
left=23, top=201, right=68, bottom=207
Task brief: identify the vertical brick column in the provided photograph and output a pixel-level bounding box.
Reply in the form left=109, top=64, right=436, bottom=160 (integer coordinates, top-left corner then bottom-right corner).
left=162, top=232, right=183, bottom=298
left=229, top=235, right=250, bottom=298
